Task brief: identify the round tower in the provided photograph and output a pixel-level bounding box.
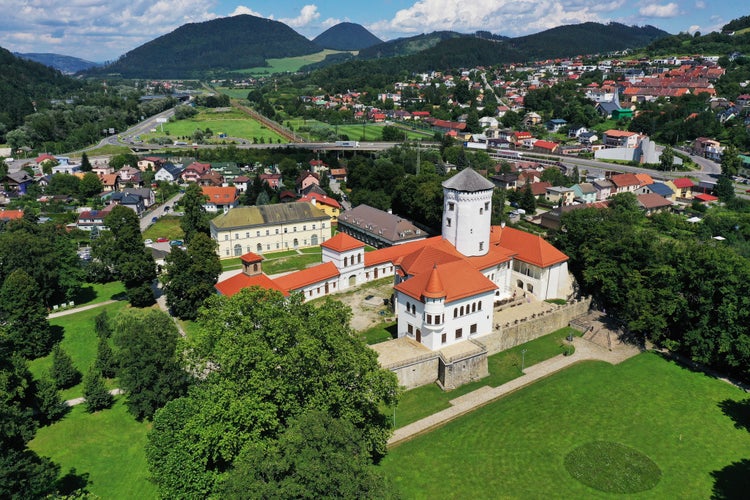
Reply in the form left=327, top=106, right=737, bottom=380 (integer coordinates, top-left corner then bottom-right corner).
left=422, top=265, right=446, bottom=338
left=441, top=168, right=494, bottom=257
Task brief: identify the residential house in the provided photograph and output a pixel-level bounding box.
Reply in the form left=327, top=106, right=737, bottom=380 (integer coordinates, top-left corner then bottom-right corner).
left=568, top=125, right=588, bottom=138
left=692, top=137, right=723, bottom=161
left=108, top=191, right=145, bottom=215
left=603, top=130, right=640, bottom=148
left=233, top=175, right=251, bottom=193
left=296, top=171, right=320, bottom=195
left=592, top=178, right=614, bottom=200
left=545, top=186, right=575, bottom=206
left=522, top=112, right=542, bottom=128
left=122, top=188, right=156, bottom=207
left=279, top=190, right=298, bottom=203
left=609, top=173, right=641, bottom=194
left=532, top=140, right=559, bottom=154
left=2, top=171, right=34, bottom=195
left=578, top=131, right=599, bottom=145
left=297, top=193, right=341, bottom=223
left=259, top=173, right=282, bottom=189
left=329, top=168, right=347, bottom=182
left=0, top=209, right=24, bottom=222
left=180, top=162, right=211, bottom=183
left=137, top=157, right=164, bottom=171
left=309, top=159, right=328, bottom=174
left=490, top=173, right=519, bottom=190
left=100, top=174, right=120, bottom=192
left=76, top=206, right=113, bottom=231
left=637, top=193, right=672, bottom=215
left=198, top=171, right=224, bottom=187
left=545, top=118, right=567, bottom=132
left=571, top=183, right=597, bottom=203
left=154, top=163, right=184, bottom=183
left=202, top=186, right=239, bottom=213
left=210, top=203, right=330, bottom=258
left=644, top=182, right=675, bottom=201
left=670, top=177, right=695, bottom=199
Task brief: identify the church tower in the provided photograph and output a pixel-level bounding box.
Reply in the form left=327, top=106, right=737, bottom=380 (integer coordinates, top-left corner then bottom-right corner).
left=441, top=168, right=495, bottom=257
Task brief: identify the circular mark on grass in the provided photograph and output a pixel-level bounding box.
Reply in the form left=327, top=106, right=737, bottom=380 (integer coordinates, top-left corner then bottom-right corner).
left=564, top=441, right=661, bottom=493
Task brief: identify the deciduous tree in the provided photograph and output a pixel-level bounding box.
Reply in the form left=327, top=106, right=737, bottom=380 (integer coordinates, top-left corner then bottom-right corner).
left=0, top=269, right=52, bottom=358
left=179, top=183, right=209, bottom=244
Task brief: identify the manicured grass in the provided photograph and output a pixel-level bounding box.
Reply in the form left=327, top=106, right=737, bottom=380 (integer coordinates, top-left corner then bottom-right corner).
left=288, top=118, right=427, bottom=142
left=358, top=322, right=397, bottom=345
left=30, top=301, right=129, bottom=400
left=380, top=352, right=750, bottom=498
left=142, top=216, right=184, bottom=242
left=214, top=87, right=253, bottom=99
left=565, top=441, right=662, bottom=493
left=29, top=400, right=157, bottom=500
left=299, top=247, right=323, bottom=255
left=78, top=144, right=134, bottom=156
left=72, top=281, right=126, bottom=307
left=393, top=327, right=579, bottom=427
left=141, top=108, right=284, bottom=143
left=220, top=257, right=243, bottom=272
left=263, top=252, right=323, bottom=275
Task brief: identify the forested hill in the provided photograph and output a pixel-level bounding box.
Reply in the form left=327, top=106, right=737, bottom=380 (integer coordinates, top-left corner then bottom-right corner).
left=89, top=15, right=321, bottom=79
left=358, top=31, right=462, bottom=59
left=0, top=47, right=82, bottom=137
left=311, top=23, right=670, bottom=93
left=313, top=22, right=382, bottom=51
left=14, top=52, right=101, bottom=74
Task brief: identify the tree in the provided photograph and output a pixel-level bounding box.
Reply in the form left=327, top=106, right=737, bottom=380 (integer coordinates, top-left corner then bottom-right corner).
left=50, top=345, right=80, bottom=390
left=146, top=289, right=398, bottom=497
left=0, top=348, right=60, bottom=498
left=721, top=144, right=742, bottom=177
left=80, top=152, right=92, bottom=172
left=94, top=205, right=156, bottom=307
left=78, top=172, right=104, bottom=201
left=94, top=338, right=117, bottom=379
left=715, top=175, right=736, bottom=202
left=34, top=377, right=67, bottom=425
left=0, top=269, right=52, bottom=358
left=179, top=183, right=209, bottom=244
left=519, top=182, right=537, bottom=214
left=220, top=411, right=394, bottom=499
left=113, top=309, right=189, bottom=421
left=94, top=310, right=112, bottom=339
left=82, top=366, right=113, bottom=412
left=162, top=233, right=222, bottom=320
left=659, top=145, right=675, bottom=171
left=381, top=125, right=406, bottom=142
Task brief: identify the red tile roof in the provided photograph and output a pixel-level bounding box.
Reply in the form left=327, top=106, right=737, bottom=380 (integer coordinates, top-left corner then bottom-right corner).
left=610, top=173, right=640, bottom=187
left=490, top=226, right=568, bottom=267
left=672, top=177, right=695, bottom=188
left=273, top=262, right=339, bottom=292
left=322, top=232, right=364, bottom=252
left=201, top=186, right=238, bottom=204
left=297, top=193, right=341, bottom=209
left=364, top=238, right=436, bottom=267
left=395, top=259, right=496, bottom=303
left=240, top=252, right=263, bottom=263
left=0, top=209, right=24, bottom=221
left=694, top=193, right=718, bottom=202
left=215, top=272, right=288, bottom=297
left=422, top=265, right=446, bottom=299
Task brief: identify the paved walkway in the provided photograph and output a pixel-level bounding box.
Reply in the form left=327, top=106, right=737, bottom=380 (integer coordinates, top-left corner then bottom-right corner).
left=48, top=300, right=117, bottom=319
left=388, top=335, right=640, bottom=447
left=64, top=388, right=124, bottom=407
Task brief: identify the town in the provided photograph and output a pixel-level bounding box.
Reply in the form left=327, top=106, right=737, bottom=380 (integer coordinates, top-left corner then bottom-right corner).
left=2, top=13, right=750, bottom=500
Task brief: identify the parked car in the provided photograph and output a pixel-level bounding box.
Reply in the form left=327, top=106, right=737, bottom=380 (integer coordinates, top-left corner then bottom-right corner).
left=169, top=240, right=184, bottom=247
left=151, top=216, right=158, bottom=223
left=156, top=237, right=169, bottom=243
left=144, top=239, right=153, bottom=245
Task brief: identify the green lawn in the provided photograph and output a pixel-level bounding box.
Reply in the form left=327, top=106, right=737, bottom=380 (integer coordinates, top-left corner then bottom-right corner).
left=263, top=252, right=323, bottom=275
left=238, top=49, right=352, bottom=75
left=142, top=216, right=184, bottom=242
left=288, top=118, right=428, bottom=142
left=30, top=301, right=129, bottom=400
left=380, top=352, right=750, bottom=498
left=29, top=400, right=157, bottom=500
left=141, top=108, right=284, bottom=143
left=358, top=322, right=397, bottom=345
left=393, top=327, right=579, bottom=427
left=71, top=281, right=126, bottom=307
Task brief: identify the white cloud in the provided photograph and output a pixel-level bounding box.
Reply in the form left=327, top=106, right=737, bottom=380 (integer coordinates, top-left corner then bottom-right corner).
left=368, top=0, right=608, bottom=39
left=321, top=17, right=344, bottom=29
left=279, top=5, right=320, bottom=28
left=639, top=3, right=680, bottom=18
left=695, top=1, right=705, bottom=8
left=229, top=6, right=265, bottom=18
left=687, top=24, right=701, bottom=34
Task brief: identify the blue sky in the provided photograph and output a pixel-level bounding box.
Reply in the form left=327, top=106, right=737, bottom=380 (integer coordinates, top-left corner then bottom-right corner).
left=0, top=1, right=742, bottom=62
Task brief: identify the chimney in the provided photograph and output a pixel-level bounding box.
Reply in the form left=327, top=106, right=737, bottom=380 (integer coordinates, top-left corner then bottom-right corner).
left=501, top=221, right=506, bottom=228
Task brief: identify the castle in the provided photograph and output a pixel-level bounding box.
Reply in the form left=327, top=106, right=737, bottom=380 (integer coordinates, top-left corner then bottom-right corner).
left=215, top=168, right=571, bottom=352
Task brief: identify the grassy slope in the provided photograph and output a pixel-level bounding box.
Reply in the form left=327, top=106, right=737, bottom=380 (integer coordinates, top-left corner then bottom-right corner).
left=239, top=49, right=350, bottom=75
left=141, top=108, right=284, bottom=143
left=30, top=400, right=157, bottom=499
left=380, top=352, right=750, bottom=498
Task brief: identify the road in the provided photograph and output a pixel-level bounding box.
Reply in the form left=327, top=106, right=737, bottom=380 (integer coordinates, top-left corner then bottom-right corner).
left=328, top=178, right=351, bottom=210
left=140, top=191, right=184, bottom=232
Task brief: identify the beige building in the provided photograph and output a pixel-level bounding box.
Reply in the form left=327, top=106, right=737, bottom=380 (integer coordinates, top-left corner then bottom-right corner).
left=210, top=202, right=330, bottom=258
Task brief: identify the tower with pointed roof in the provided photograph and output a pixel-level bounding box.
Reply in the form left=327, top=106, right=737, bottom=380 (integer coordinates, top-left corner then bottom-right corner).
left=441, top=168, right=495, bottom=257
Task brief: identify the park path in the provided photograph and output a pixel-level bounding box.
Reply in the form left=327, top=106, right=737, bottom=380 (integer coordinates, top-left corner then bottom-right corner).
left=388, top=335, right=640, bottom=447
left=48, top=300, right=117, bottom=319
left=64, top=388, right=124, bottom=407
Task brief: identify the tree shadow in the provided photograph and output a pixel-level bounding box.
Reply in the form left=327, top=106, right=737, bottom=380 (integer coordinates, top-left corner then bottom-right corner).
left=718, top=399, right=750, bottom=433
left=72, top=285, right=96, bottom=304
left=385, top=323, right=398, bottom=340
left=711, top=459, right=750, bottom=499
left=56, top=468, right=91, bottom=496
left=50, top=325, right=64, bottom=346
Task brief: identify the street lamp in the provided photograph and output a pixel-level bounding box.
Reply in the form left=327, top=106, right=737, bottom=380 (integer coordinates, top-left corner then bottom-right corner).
left=521, top=348, right=527, bottom=373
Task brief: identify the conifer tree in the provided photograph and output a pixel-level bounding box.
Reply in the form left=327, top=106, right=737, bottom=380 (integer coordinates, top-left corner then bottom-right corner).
left=50, top=345, right=80, bottom=389
left=83, top=367, right=113, bottom=413
left=95, top=338, right=117, bottom=379
left=35, top=377, right=67, bottom=424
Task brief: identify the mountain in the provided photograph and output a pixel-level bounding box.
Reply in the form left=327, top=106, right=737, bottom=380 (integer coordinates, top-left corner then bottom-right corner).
left=0, top=47, right=82, bottom=136
left=313, top=22, right=382, bottom=51
left=358, top=31, right=462, bottom=59
left=90, top=14, right=321, bottom=79
left=14, top=52, right=101, bottom=74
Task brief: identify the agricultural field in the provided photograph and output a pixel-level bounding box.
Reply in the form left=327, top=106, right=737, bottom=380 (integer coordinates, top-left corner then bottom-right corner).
left=140, top=107, right=285, bottom=144
left=238, top=49, right=353, bottom=76
left=287, top=118, right=431, bottom=142
left=380, top=352, right=750, bottom=498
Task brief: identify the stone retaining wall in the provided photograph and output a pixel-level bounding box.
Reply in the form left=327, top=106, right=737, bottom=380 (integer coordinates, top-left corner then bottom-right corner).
left=481, top=297, right=592, bottom=355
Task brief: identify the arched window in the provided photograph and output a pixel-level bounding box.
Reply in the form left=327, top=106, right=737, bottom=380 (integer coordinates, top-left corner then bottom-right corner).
left=344, top=256, right=349, bottom=267
left=256, top=243, right=262, bottom=252
left=293, top=238, right=299, bottom=248
left=233, top=244, right=242, bottom=256
left=311, top=234, right=318, bottom=245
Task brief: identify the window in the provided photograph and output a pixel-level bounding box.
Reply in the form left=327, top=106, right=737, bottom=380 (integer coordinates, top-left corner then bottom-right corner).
left=448, top=202, right=455, bottom=211
left=293, top=227, right=297, bottom=232
left=224, top=235, right=229, bottom=241
left=266, top=229, right=269, bottom=236
left=455, top=328, right=463, bottom=339
left=322, top=223, right=326, bottom=228
left=344, top=257, right=349, bottom=267
left=358, top=254, right=362, bottom=263
left=276, top=243, right=280, bottom=249
left=442, top=333, right=447, bottom=344
left=471, top=303, right=476, bottom=313
left=246, top=232, right=249, bottom=238
left=479, top=208, right=483, bottom=215
left=408, top=324, right=414, bottom=334
left=479, top=242, right=484, bottom=252
left=266, top=244, right=270, bottom=250
left=284, top=228, right=288, bottom=233
left=454, top=309, right=458, bottom=318
left=426, top=314, right=432, bottom=324
left=470, top=324, right=477, bottom=334
left=485, top=201, right=490, bottom=211
left=256, top=231, right=260, bottom=237
left=303, top=225, right=306, bottom=231
left=276, top=228, right=280, bottom=234
left=312, top=224, right=316, bottom=229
